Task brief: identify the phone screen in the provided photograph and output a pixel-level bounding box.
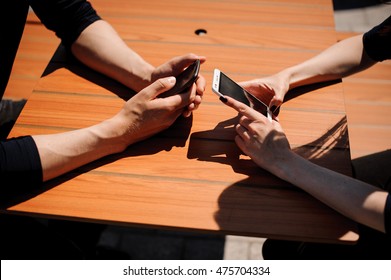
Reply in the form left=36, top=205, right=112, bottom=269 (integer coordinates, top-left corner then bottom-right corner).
left=219, top=72, right=250, bottom=105
left=215, top=71, right=270, bottom=118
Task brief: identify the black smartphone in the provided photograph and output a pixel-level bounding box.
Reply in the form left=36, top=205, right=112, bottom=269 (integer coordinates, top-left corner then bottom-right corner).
left=212, top=69, right=272, bottom=120
left=160, top=59, right=200, bottom=97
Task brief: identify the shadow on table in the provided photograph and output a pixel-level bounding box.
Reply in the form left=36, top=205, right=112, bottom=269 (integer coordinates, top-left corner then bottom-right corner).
left=210, top=115, right=359, bottom=244
left=352, top=149, right=391, bottom=191
left=42, top=44, right=136, bottom=101
left=185, top=81, right=362, bottom=243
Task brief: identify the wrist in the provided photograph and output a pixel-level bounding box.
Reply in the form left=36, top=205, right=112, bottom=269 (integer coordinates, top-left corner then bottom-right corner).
left=91, top=118, right=130, bottom=154
left=277, top=66, right=306, bottom=90
left=123, top=55, right=155, bottom=92
left=131, top=63, right=155, bottom=92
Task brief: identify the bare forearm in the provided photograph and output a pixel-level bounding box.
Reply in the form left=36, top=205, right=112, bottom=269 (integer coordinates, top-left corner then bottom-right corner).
left=272, top=150, right=388, bottom=232
left=279, top=35, right=377, bottom=89
left=32, top=118, right=127, bottom=182
left=71, top=20, right=154, bottom=92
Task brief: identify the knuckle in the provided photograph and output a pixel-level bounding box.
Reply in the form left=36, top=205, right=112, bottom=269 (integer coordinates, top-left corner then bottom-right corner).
left=156, top=78, right=166, bottom=90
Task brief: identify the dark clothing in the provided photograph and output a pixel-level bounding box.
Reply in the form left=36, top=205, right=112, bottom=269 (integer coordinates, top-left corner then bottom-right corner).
left=363, top=15, right=391, bottom=62
left=29, top=0, right=101, bottom=49
left=386, top=194, right=391, bottom=234
left=0, top=214, right=84, bottom=259
left=0, top=136, right=42, bottom=192
left=0, top=0, right=101, bottom=191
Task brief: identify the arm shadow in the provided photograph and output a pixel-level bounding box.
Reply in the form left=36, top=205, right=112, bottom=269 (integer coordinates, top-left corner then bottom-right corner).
left=42, top=44, right=135, bottom=101
left=273, top=79, right=341, bottom=116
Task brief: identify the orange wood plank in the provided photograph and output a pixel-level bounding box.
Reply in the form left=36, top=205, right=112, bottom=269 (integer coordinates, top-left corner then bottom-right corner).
left=343, top=81, right=391, bottom=103
left=104, top=17, right=337, bottom=51
left=90, top=0, right=335, bottom=28
left=348, top=127, right=391, bottom=159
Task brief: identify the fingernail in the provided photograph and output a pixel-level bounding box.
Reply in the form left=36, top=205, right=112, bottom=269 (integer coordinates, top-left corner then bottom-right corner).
left=167, top=77, right=176, bottom=84
left=219, top=96, right=228, bottom=103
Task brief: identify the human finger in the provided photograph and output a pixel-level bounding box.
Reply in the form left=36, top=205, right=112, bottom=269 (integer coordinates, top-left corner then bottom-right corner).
left=168, top=53, right=206, bottom=76
left=143, top=77, right=176, bottom=100
left=195, top=73, right=206, bottom=96
left=236, top=123, right=251, bottom=142
left=219, top=95, right=265, bottom=121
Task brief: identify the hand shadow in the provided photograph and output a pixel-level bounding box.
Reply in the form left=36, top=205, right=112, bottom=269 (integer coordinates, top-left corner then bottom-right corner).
left=187, top=115, right=273, bottom=177
left=207, top=115, right=358, bottom=241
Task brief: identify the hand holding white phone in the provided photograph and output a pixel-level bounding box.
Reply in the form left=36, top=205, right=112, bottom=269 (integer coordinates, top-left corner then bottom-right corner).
left=212, top=69, right=272, bottom=121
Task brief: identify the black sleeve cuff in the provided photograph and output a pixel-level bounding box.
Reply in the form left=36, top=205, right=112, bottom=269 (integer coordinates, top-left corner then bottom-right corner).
left=30, top=0, right=102, bottom=48
left=363, top=16, right=391, bottom=62
left=0, top=136, right=43, bottom=193
left=385, top=193, right=391, bottom=235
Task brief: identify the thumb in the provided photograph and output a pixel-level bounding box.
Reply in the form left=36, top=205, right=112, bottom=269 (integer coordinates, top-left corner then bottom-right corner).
left=144, top=77, right=176, bottom=99
left=269, top=95, right=283, bottom=114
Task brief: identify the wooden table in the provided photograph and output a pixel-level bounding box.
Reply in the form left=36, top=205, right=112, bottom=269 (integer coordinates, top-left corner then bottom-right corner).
left=5, top=0, right=359, bottom=244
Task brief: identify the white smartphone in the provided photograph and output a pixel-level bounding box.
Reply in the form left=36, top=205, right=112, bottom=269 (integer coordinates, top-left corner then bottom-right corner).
left=212, top=69, right=272, bottom=120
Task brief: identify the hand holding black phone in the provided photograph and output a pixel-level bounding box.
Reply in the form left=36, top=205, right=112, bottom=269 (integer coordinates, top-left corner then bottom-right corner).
left=160, top=59, right=200, bottom=98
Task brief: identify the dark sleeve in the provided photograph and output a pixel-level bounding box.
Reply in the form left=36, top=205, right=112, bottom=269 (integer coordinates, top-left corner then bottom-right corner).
left=385, top=193, right=391, bottom=235
left=0, top=136, right=43, bottom=193
left=28, top=0, right=101, bottom=48
left=363, top=15, right=391, bottom=62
